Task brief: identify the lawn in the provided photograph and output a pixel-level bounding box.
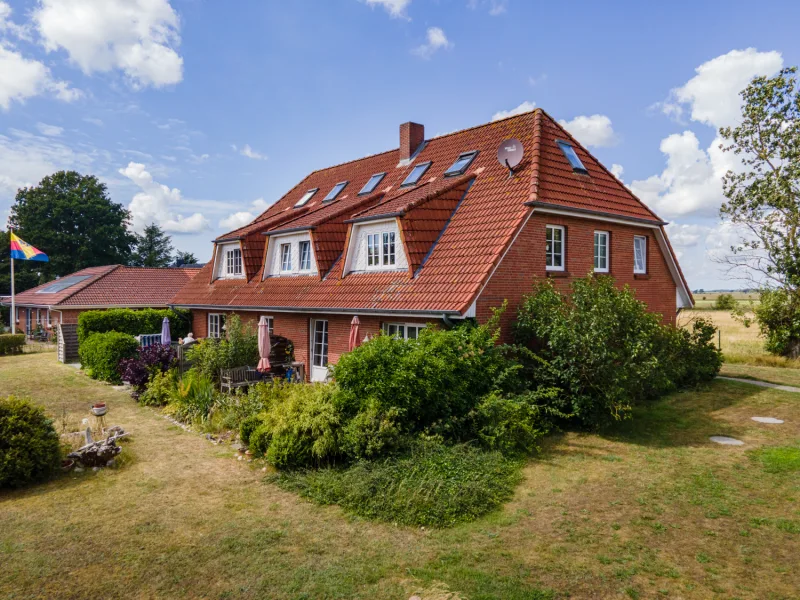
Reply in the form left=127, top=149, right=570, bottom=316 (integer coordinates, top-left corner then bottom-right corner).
left=692, top=291, right=759, bottom=311
left=2, top=354, right=800, bottom=599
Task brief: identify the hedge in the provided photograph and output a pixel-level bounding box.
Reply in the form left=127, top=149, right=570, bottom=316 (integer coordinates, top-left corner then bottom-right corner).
left=77, top=308, right=191, bottom=343
left=0, top=334, right=25, bottom=356
left=79, top=331, right=139, bottom=384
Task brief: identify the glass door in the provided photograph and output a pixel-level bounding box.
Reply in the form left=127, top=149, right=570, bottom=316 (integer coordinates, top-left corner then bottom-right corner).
left=310, top=319, right=329, bottom=382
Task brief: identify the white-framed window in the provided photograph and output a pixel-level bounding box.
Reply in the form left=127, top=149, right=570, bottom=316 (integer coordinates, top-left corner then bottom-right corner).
left=594, top=231, right=609, bottom=273
left=312, top=320, right=329, bottom=367
left=382, top=232, right=396, bottom=266
left=46, top=309, right=51, bottom=328
left=226, top=248, right=242, bottom=276
left=634, top=235, right=647, bottom=274
left=367, top=233, right=380, bottom=267
left=260, top=315, right=274, bottom=335
left=383, top=323, right=425, bottom=340
left=546, top=225, right=565, bottom=271
left=299, top=241, right=312, bottom=271
left=36, top=309, right=41, bottom=325
left=208, top=313, right=226, bottom=339
left=280, top=243, right=292, bottom=272
left=15, top=306, right=19, bottom=323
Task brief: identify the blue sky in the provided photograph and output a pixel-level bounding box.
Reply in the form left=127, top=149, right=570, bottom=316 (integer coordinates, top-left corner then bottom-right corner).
left=1, top=0, right=798, bottom=290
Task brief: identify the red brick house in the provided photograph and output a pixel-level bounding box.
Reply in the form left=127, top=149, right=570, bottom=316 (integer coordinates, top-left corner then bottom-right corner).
left=3, top=265, right=200, bottom=338
left=170, top=109, right=693, bottom=381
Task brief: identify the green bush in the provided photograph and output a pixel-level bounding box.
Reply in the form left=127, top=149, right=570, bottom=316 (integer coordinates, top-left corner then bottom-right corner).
left=754, top=288, right=800, bottom=357
left=239, top=414, right=262, bottom=446
left=0, top=334, right=25, bottom=355
left=470, top=388, right=563, bottom=455
left=165, top=370, right=216, bottom=423
left=514, top=276, right=720, bottom=428
left=186, top=314, right=259, bottom=382
left=0, top=396, right=61, bottom=488
left=78, top=307, right=191, bottom=343
left=139, top=369, right=177, bottom=406
left=78, top=331, right=139, bottom=384
left=714, top=293, right=737, bottom=311
left=271, top=441, right=522, bottom=527
left=332, top=316, right=516, bottom=439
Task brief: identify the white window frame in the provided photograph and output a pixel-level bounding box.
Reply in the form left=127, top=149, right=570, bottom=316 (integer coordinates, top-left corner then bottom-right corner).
left=280, top=243, right=292, bottom=272
left=546, top=225, right=565, bottom=271
left=15, top=306, right=19, bottom=323
left=260, top=315, right=274, bottom=335
left=382, top=322, right=425, bottom=340
left=594, top=231, right=609, bottom=273
left=634, top=235, right=647, bottom=274
left=382, top=232, right=396, bottom=266
left=367, top=233, right=380, bottom=267
left=226, top=248, right=242, bottom=276
left=298, top=241, right=312, bottom=272
left=208, top=313, right=225, bottom=339
left=46, top=309, right=51, bottom=328
left=312, top=320, right=329, bottom=367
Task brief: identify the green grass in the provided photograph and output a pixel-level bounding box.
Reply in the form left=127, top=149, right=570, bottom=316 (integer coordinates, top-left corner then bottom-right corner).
left=271, top=443, right=523, bottom=527
left=749, top=444, right=800, bottom=473
left=3, top=353, right=800, bottom=598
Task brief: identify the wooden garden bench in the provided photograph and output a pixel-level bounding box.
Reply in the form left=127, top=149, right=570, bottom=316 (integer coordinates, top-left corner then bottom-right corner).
left=219, top=366, right=264, bottom=393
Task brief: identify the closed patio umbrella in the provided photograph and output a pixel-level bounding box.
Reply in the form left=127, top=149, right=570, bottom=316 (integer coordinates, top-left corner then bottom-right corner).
left=348, top=316, right=361, bottom=351
left=257, top=316, right=271, bottom=373
left=161, top=317, right=171, bottom=345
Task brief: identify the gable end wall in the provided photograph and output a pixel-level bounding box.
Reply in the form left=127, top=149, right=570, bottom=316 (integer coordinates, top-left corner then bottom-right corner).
left=476, top=212, right=678, bottom=343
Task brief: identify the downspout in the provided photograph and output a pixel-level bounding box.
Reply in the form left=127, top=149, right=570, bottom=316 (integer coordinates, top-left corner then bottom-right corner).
left=441, top=314, right=456, bottom=328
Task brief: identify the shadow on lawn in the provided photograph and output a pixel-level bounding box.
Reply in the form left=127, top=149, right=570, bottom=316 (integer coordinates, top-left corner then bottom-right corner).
left=602, top=379, right=761, bottom=448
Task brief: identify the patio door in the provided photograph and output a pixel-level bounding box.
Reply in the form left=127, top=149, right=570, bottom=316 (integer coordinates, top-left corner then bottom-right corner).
left=310, top=319, right=329, bottom=382
left=25, top=309, right=32, bottom=336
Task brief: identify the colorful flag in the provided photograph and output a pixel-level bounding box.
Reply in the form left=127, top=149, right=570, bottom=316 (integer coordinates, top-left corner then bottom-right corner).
left=9, top=232, right=49, bottom=262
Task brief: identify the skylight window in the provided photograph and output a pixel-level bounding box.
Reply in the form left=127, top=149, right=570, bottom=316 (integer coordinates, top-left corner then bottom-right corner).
left=556, top=141, right=588, bottom=174
left=294, top=188, right=318, bottom=208
left=400, top=161, right=432, bottom=187
left=36, top=275, right=91, bottom=294
left=359, top=173, right=386, bottom=196
left=324, top=181, right=348, bottom=202
left=444, top=151, right=478, bottom=177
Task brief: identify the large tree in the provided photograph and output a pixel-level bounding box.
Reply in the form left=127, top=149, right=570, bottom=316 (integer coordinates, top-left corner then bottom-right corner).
left=719, top=66, right=800, bottom=355
left=173, top=250, right=198, bottom=266
left=9, top=171, right=135, bottom=280
left=131, top=223, right=174, bottom=268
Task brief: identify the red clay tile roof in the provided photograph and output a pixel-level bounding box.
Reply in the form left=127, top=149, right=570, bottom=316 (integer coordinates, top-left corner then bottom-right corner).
left=172, top=109, right=683, bottom=314
left=9, top=265, right=199, bottom=308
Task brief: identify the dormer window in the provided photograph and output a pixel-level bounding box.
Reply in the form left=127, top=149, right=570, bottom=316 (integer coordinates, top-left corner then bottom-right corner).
left=299, top=240, right=312, bottom=271
left=344, top=218, right=407, bottom=274
left=226, top=248, right=242, bottom=276
left=359, top=173, right=386, bottom=195
left=444, top=151, right=478, bottom=177
left=295, top=188, right=318, bottom=208
left=280, top=243, right=292, bottom=272
left=401, top=161, right=432, bottom=187
left=382, top=232, right=395, bottom=266
left=324, top=181, right=348, bottom=202
left=556, top=141, right=588, bottom=174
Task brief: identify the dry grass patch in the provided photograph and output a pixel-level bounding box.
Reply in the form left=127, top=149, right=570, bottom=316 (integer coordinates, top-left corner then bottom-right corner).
left=2, top=354, right=800, bottom=599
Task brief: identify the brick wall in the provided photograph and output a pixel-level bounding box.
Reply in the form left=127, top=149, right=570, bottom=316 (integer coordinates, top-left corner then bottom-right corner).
left=476, top=212, right=678, bottom=342
left=191, top=309, right=434, bottom=380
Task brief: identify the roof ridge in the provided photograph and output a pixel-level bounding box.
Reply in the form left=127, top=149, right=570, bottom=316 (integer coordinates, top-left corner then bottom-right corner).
left=537, top=108, right=664, bottom=223
left=429, top=108, right=540, bottom=141
left=528, top=109, right=543, bottom=202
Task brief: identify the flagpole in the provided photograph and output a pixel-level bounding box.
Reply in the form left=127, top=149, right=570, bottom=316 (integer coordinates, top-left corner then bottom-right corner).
left=10, top=246, right=15, bottom=336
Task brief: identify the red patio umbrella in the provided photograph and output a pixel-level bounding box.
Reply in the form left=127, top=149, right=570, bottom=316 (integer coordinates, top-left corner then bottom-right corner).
left=348, top=316, right=361, bottom=351
left=257, top=316, right=271, bottom=373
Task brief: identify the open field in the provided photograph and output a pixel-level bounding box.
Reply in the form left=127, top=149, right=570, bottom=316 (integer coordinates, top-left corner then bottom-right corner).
left=691, top=292, right=759, bottom=311
left=3, top=353, right=800, bottom=599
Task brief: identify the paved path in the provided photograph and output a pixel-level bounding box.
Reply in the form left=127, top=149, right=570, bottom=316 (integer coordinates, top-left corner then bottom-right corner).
left=717, top=376, right=800, bottom=393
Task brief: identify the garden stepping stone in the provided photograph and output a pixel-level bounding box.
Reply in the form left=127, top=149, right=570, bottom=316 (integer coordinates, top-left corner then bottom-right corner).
left=710, top=436, right=744, bottom=446
left=751, top=416, right=784, bottom=424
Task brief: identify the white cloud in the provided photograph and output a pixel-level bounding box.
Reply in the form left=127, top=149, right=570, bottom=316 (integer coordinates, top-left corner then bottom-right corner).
left=665, top=223, right=710, bottom=248
left=238, top=144, right=267, bottom=161
left=412, top=27, right=452, bottom=59
left=361, top=0, right=411, bottom=19
left=528, top=73, right=547, bottom=87
left=630, top=131, right=739, bottom=218
left=0, top=1, right=30, bottom=39
left=219, top=198, right=272, bottom=231
left=467, top=0, right=507, bottom=15
left=610, top=164, right=624, bottom=180
left=83, top=117, right=103, bottom=126
left=658, top=48, right=783, bottom=129
left=558, top=114, right=617, bottom=148
left=0, top=44, right=81, bottom=109
left=0, top=129, right=97, bottom=195
left=34, top=0, right=184, bottom=89
left=491, top=100, right=536, bottom=122
left=36, top=122, right=63, bottom=136
left=119, top=162, right=209, bottom=233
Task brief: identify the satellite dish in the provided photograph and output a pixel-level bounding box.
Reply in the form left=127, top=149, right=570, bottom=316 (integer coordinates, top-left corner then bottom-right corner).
left=497, top=138, right=524, bottom=175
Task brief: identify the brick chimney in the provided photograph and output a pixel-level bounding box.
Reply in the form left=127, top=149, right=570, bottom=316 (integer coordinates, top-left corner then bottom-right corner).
left=400, top=122, right=425, bottom=161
